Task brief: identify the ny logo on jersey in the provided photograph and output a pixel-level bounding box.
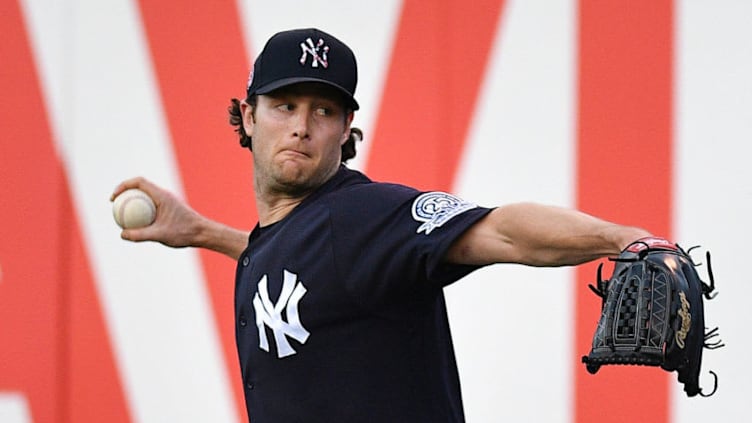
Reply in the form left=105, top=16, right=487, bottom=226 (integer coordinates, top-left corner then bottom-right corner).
left=253, top=270, right=310, bottom=358
left=299, top=37, right=329, bottom=68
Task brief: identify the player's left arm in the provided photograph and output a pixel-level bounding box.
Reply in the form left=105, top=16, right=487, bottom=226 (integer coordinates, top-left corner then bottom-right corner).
left=444, top=202, right=651, bottom=267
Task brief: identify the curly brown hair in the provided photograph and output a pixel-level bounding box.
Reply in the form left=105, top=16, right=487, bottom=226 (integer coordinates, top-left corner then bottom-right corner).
left=228, top=96, right=362, bottom=163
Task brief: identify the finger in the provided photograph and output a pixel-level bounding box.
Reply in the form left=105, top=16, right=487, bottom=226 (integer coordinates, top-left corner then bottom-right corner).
left=111, top=176, right=148, bottom=201
left=111, top=176, right=166, bottom=201
left=120, top=226, right=157, bottom=243
left=120, top=228, right=142, bottom=242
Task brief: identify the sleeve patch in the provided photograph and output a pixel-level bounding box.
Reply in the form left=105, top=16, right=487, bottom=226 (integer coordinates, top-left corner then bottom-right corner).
left=411, top=192, right=477, bottom=235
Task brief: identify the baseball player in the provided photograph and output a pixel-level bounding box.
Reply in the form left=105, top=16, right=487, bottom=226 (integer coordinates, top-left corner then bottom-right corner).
left=113, top=28, right=651, bottom=422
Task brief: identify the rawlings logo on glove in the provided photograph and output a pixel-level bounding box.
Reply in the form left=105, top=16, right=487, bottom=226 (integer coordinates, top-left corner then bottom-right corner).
left=676, top=292, right=691, bottom=349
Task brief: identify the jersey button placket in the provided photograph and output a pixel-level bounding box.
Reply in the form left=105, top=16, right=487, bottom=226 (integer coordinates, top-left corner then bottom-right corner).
left=238, top=253, right=252, bottom=330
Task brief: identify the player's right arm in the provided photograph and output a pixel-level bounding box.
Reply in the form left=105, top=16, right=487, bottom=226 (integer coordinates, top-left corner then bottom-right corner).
left=111, top=177, right=249, bottom=260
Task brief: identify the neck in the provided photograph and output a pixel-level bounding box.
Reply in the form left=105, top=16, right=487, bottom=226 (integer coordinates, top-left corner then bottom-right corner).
left=253, top=165, right=342, bottom=226
left=253, top=177, right=317, bottom=226
left=255, top=194, right=307, bottom=226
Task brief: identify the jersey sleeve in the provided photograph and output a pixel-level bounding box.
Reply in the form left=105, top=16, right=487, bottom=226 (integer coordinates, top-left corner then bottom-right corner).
left=328, top=184, right=492, bottom=305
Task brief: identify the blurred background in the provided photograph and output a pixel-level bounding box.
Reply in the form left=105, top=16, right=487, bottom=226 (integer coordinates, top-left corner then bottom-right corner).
left=1, top=0, right=750, bottom=421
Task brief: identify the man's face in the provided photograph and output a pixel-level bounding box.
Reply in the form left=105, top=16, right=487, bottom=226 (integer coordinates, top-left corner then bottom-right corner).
left=242, top=83, right=353, bottom=197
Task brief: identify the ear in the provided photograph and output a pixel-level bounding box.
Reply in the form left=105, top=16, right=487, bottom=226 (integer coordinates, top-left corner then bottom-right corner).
left=340, top=111, right=354, bottom=146
left=240, top=100, right=255, bottom=137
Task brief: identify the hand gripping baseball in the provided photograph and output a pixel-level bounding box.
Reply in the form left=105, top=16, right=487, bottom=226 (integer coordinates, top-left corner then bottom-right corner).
left=111, top=177, right=207, bottom=248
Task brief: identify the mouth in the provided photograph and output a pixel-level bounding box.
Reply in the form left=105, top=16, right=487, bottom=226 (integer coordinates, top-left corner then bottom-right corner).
left=279, top=149, right=310, bottom=159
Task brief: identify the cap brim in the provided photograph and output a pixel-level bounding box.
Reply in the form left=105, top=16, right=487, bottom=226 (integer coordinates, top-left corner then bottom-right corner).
left=254, top=77, right=359, bottom=110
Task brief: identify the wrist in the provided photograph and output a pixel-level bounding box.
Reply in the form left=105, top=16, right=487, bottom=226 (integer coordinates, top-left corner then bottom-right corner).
left=189, top=214, right=216, bottom=249
left=612, top=227, right=653, bottom=252
left=192, top=216, right=249, bottom=260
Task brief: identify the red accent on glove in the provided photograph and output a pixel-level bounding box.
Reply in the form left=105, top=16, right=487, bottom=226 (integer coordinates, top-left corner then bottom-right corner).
left=625, top=236, right=677, bottom=253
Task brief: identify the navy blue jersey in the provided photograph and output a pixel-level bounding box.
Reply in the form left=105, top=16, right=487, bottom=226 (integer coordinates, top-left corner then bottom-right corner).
left=235, top=166, right=493, bottom=422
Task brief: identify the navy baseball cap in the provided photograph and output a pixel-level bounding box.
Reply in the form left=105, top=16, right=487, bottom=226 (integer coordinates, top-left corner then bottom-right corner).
left=246, top=28, right=359, bottom=110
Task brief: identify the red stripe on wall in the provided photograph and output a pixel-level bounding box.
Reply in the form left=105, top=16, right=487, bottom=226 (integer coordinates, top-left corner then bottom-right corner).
left=0, top=1, right=131, bottom=422
left=0, top=5, right=64, bottom=420
left=575, top=1, right=674, bottom=422
left=65, top=183, right=134, bottom=423
left=136, top=1, right=255, bottom=419
left=366, top=0, right=506, bottom=192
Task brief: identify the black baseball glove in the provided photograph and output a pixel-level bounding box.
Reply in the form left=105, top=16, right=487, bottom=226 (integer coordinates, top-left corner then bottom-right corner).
left=581, top=237, right=723, bottom=397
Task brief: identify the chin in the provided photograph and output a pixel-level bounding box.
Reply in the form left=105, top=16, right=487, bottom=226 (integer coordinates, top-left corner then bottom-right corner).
left=277, top=160, right=311, bottom=179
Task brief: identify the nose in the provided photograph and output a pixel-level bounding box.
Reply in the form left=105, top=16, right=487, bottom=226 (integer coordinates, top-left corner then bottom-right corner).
left=291, top=108, right=311, bottom=140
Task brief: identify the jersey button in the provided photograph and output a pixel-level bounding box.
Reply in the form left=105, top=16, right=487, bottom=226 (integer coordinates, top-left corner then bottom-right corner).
left=242, top=256, right=250, bottom=266
left=239, top=315, right=247, bottom=327
left=246, top=382, right=254, bottom=390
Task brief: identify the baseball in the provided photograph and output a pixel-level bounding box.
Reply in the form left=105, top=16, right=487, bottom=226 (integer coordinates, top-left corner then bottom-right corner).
left=112, top=188, right=157, bottom=229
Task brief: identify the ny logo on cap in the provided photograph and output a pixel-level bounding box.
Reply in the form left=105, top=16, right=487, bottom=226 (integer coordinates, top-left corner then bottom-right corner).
left=299, top=37, right=329, bottom=69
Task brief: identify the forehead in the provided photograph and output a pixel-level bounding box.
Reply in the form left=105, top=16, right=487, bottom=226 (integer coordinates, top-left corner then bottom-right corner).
left=263, top=82, right=347, bottom=106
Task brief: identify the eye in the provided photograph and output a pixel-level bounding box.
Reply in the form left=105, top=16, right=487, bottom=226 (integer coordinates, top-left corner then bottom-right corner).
left=315, top=107, right=331, bottom=116
left=276, top=103, right=294, bottom=112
